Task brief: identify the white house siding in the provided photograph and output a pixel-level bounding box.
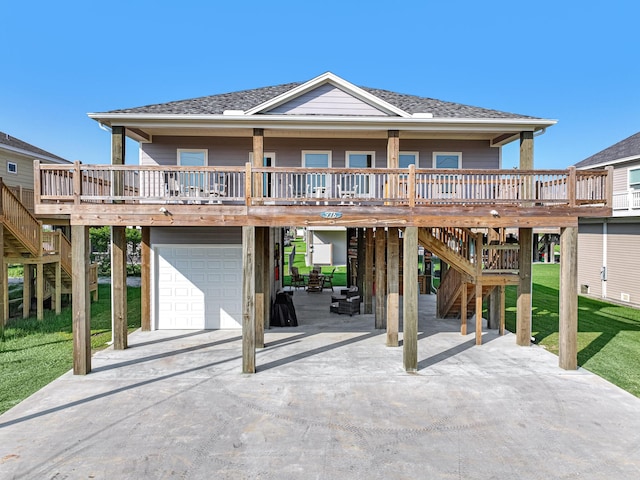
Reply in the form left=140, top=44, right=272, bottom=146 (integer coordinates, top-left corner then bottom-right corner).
left=267, top=84, right=388, bottom=116
left=606, top=222, right=640, bottom=305
left=612, top=164, right=629, bottom=192
left=577, top=222, right=603, bottom=297
left=141, top=137, right=500, bottom=170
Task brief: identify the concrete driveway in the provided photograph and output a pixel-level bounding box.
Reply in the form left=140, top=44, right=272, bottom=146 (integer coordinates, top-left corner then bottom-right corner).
left=1, top=292, right=640, bottom=479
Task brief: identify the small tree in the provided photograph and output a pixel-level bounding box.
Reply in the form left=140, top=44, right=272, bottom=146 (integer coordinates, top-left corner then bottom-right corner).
left=89, top=226, right=142, bottom=276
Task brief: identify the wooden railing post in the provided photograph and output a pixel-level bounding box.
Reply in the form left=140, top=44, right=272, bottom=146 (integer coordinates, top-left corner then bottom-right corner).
left=408, top=164, right=416, bottom=208
left=245, top=162, right=252, bottom=206
left=73, top=161, right=81, bottom=205
left=567, top=166, right=576, bottom=207
left=0, top=177, right=4, bottom=216
left=605, top=165, right=614, bottom=207
left=33, top=160, right=41, bottom=206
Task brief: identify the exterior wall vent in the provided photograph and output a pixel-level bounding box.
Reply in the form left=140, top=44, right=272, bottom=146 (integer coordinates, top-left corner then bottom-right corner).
left=580, top=284, right=589, bottom=295
left=621, top=293, right=631, bottom=302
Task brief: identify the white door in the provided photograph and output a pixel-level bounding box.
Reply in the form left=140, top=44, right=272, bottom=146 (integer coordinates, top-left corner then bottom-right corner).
left=155, top=245, right=242, bottom=329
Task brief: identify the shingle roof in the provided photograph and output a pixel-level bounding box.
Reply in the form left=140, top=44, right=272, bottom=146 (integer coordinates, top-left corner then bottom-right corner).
left=105, top=82, right=539, bottom=120
left=0, top=130, right=69, bottom=163
left=575, top=131, right=640, bottom=168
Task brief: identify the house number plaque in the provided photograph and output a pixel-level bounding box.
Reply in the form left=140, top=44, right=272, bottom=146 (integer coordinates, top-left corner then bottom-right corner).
left=320, top=212, right=342, bottom=219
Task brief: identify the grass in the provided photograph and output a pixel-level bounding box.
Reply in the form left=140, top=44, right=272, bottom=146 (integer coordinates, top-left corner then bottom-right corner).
left=283, top=238, right=348, bottom=287
left=505, top=264, right=640, bottom=397
left=0, top=284, right=141, bottom=414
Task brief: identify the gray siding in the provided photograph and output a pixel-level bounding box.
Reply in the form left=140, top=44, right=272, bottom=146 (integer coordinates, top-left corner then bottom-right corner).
left=150, top=226, right=241, bottom=245
left=577, top=223, right=603, bottom=297
left=141, top=137, right=499, bottom=170
left=267, top=84, right=388, bottom=116
left=613, top=164, right=630, bottom=192
left=606, top=223, right=640, bottom=304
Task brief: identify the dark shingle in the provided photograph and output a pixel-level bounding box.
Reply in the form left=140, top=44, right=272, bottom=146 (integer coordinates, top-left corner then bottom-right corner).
left=104, top=82, right=539, bottom=120
left=575, top=131, right=640, bottom=168
left=0, top=130, right=69, bottom=163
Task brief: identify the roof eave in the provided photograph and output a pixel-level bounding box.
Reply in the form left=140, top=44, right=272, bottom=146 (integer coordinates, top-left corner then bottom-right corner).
left=576, top=154, right=640, bottom=170
left=0, top=143, right=71, bottom=164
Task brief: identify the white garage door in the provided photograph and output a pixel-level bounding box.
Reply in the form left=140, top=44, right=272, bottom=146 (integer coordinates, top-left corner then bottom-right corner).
left=156, top=245, right=242, bottom=329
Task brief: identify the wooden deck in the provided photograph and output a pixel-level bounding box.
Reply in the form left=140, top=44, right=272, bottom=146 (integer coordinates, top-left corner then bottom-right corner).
left=34, top=162, right=613, bottom=227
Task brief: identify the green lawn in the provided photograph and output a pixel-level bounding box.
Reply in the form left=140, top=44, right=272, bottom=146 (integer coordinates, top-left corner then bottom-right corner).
left=505, top=264, right=640, bottom=397
left=0, top=284, right=141, bottom=414
left=283, top=238, right=347, bottom=287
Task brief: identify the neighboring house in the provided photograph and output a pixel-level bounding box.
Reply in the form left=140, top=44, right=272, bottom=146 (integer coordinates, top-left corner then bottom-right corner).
left=0, top=130, right=70, bottom=211
left=0, top=131, right=88, bottom=325
left=575, top=131, right=640, bottom=306
left=33, top=72, right=612, bottom=374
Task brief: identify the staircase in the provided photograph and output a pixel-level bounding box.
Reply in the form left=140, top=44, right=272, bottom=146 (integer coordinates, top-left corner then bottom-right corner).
left=418, top=226, right=519, bottom=319
left=1, top=182, right=97, bottom=321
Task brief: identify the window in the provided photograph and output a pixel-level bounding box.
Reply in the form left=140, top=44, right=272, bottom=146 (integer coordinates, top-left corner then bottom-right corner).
left=346, top=152, right=375, bottom=196
left=7, top=161, right=17, bottom=174
left=433, top=152, right=462, bottom=169
left=630, top=168, right=640, bottom=190
left=177, top=149, right=207, bottom=166
left=399, top=152, right=419, bottom=169
left=302, top=151, right=331, bottom=197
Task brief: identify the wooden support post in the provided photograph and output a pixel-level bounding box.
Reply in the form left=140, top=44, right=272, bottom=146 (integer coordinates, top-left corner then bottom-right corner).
left=264, top=227, right=271, bottom=333
left=112, top=126, right=126, bottom=203
left=517, top=228, right=533, bottom=346
left=36, top=263, right=44, bottom=321
left=23, top=263, right=31, bottom=319
left=356, top=229, right=364, bottom=293
left=499, top=285, right=506, bottom=336
left=242, top=226, right=256, bottom=373
left=519, top=131, right=534, bottom=169
left=375, top=228, right=386, bottom=329
left=387, top=130, right=400, bottom=201
left=255, top=227, right=265, bottom=349
left=141, top=227, right=151, bottom=331
left=364, top=228, right=374, bottom=314
left=2, top=259, right=7, bottom=323
left=55, top=260, right=62, bottom=315
left=72, top=225, right=91, bottom=375
left=460, top=283, right=467, bottom=335
left=488, top=287, right=500, bottom=330
left=559, top=226, right=578, bottom=370
left=386, top=227, right=399, bottom=347
left=0, top=228, right=4, bottom=331
left=475, top=281, right=483, bottom=346
left=112, top=226, right=128, bottom=350
left=403, top=227, right=418, bottom=372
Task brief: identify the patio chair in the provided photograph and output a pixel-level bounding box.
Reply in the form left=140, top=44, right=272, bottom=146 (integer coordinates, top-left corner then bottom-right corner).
left=338, top=295, right=361, bottom=316
left=322, top=267, right=336, bottom=290
left=290, top=266, right=306, bottom=290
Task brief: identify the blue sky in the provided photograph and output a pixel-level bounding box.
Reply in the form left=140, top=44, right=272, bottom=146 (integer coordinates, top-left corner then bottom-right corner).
left=1, top=1, right=638, bottom=168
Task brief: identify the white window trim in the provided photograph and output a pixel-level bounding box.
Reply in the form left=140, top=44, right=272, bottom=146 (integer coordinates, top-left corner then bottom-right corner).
left=629, top=167, right=640, bottom=189
left=249, top=152, right=277, bottom=166
left=302, top=150, right=332, bottom=167
left=399, top=151, right=420, bottom=168
left=346, top=151, right=376, bottom=168
left=177, top=149, right=208, bottom=166
left=432, top=152, right=462, bottom=169
left=7, top=161, right=17, bottom=174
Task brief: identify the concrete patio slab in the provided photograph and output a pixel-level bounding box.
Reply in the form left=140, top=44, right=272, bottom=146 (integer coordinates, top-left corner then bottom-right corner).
left=1, top=291, right=640, bottom=479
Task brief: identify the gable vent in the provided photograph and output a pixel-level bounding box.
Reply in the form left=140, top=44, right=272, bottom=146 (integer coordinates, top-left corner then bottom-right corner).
left=621, top=293, right=631, bottom=302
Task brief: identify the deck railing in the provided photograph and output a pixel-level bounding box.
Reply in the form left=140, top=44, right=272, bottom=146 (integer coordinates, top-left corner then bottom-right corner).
left=612, top=189, right=640, bottom=211
left=34, top=161, right=612, bottom=209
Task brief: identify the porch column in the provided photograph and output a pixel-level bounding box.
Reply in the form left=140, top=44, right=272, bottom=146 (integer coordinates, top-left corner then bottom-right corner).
left=364, top=228, right=374, bottom=314
left=519, top=131, right=534, bottom=169
left=356, top=229, right=365, bottom=293
left=72, top=225, right=91, bottom=375
left=263, top=227, right=272, bottom=333
left=559, top=226, right=578, bottom=370
left=499, top=285, right=506, bottom=336
left=488, top=287, right=501, bottom=330
left=403, top=227, right=418, bottom=372
left=375, top=228, right=386, bottom=329
left=242, top=226, right=256, bottom=373
left=516, top=228, right=533, bottom=346
left=141, top=226, right=151, bottom=331
left=112, top=226, right=128, bottom=350
left=386, top=227, right=399, bottom=347
left=54, top=259, right=62, bottom=315
left=253, top=128, right=264, bottom=199
left=255, top=227, right=265, bottom=349
left=112, top=126, right=126, bottom=201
